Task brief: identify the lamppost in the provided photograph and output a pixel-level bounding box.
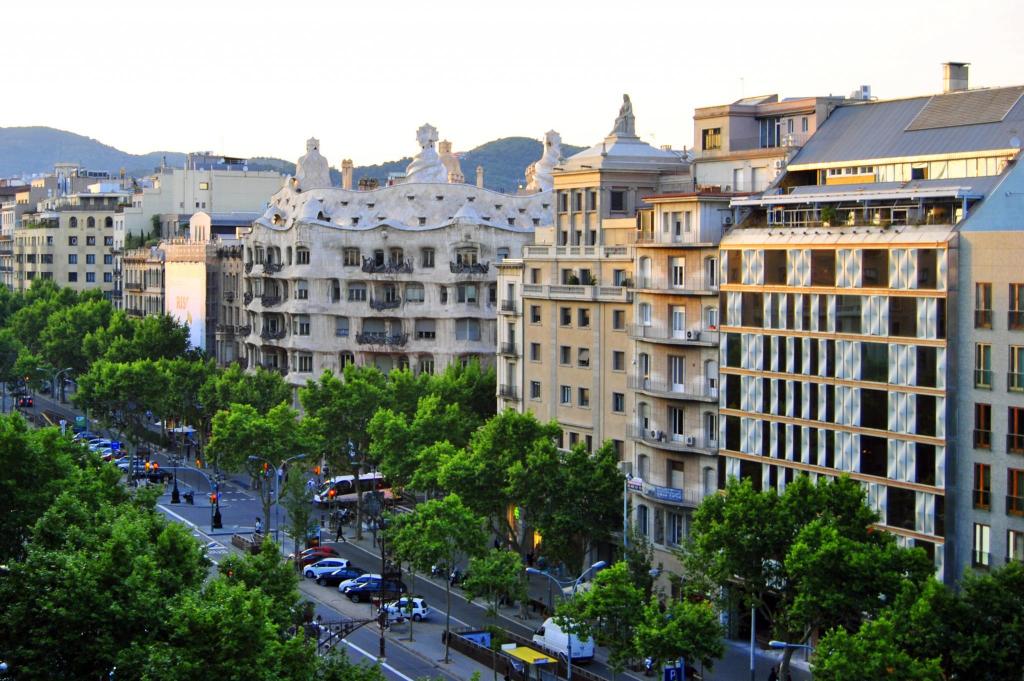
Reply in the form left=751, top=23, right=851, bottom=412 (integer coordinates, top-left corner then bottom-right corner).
left=249, top=453, right=306, bottom=542
left=768, top=640, right=814, bottom=671
left=37, top=366, right=72, bottom=403
left=525, top=560, right=607, bottom=681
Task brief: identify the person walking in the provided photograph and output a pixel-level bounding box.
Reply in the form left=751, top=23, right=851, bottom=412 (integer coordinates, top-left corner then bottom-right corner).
left=254, top=517, right=263, bottom=536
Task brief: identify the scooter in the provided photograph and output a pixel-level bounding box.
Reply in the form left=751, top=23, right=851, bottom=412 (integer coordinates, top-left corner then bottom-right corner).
left=183, top=490, right=195, bottom=505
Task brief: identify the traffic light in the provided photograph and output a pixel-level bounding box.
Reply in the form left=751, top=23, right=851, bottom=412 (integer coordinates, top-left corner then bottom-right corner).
left=327, top=488, right=336, bottom=500
left=313, top=465, right=321, bottom=476
left=144, top=461, right=151, bottom=472
left=209, top=493, right=218, bottom=505
left=196, top=458, right=202, bottom=468
left=152, top=462, right=159, bottom=471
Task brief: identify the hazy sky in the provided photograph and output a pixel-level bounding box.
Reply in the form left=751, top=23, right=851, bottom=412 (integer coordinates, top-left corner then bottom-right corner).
left=7, top=0, right=1023, bottom=165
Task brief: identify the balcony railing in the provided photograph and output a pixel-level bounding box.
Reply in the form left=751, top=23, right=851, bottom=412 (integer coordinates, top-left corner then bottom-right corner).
left=224, top=291, right=235, bottom=303
left=1007, top=495, right=1024, bottom=516
left=630, top=232, right=715, bottom=247
left=260, top=294, right=281, bottom=307
left=125, top=281, right=144, bottom=291
left=126, top=307, right=144, bottom=316
left=498, top=384, right=519, bottom=400
left=1010, top=310, right=1024, bottom=330
left=361, top=257, right=414, bottom=274
left=237, top=325, right=251, bottom=336
left=257, top=362, right=286, bottom=375
left=216, top=323, right=235, bottom=334
left=973, top=488, right=991, bottom=509
left=634, top=274, right=718, bottom=293
left=259, top=328, right=286, bottom=340
left=356, top=332, right=408, bottom=346
left=450, top=261, right=490, bottom=275
left=636, top=482, right=704, bottom=508
left=628, top=375, right=718, bottom=401
left=974, top=429, right=992, bottom=450
left=263, top=262, right=283, bottom=274
left=369, top=297, right=402, bottom=311
left=627, top=424, right=716, bottom=452
left=629, top=324, right=719, bottom=346
left=499, top=342, right=517, bottom=356
left=335, top=328, right=350, bottom=337
left=975, top=369, right=993, bottom=389
left=244, top=262, right=253, bottom=273
left=500, top=300, right=518, bottom=314
left=1008, top=433, right=1024, bottom=454
left=975, top=309, right=993, bottom=329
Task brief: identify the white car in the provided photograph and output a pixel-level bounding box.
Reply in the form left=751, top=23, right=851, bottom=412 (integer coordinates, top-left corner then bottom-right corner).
left=382, top=597, right=429, bottom=622
left=337, top=573, right=381, bottom=592
left=303, top=558, right=352, bottom=579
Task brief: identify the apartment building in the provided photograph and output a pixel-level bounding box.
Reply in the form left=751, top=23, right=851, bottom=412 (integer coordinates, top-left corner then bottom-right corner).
left=692, top=93, right=846, bottom=192
left=720, top=63, right=1024, bottom=578
left=241, top=131, right=552, bottom=385
left=122, top=246, right=165, bottom=316
left=13, top=180, right=129, bottom=297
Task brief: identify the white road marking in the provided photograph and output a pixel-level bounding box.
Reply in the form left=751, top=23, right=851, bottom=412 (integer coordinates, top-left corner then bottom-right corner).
left=340, top=639, right=416, bottom=681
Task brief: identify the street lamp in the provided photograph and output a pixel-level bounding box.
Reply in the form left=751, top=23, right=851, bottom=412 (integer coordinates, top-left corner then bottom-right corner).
left=525, top=560, right=607, bottom=681
left=768, top=640, right=813, bottom=651
left=37, top=366, right=72, bottom=403
left=249, top=453, right=306, bottom=542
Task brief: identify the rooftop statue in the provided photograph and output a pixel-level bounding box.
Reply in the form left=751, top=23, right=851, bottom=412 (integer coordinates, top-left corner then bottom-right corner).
left=405, top=123, right=448, bottom=183
left=525, top=130, right=561, bottom=193
left=609, top=94, right=637, bottom=137
left=295, top=137, right=331, bottom=190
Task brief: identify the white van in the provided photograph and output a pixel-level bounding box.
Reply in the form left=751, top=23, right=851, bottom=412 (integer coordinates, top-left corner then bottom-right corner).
left=532, top=617, right=595, bottom=663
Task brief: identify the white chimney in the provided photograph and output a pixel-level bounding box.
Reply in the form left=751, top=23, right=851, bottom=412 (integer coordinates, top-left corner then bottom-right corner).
left=943, top=62, right=970, bottom=93
left=341, top=159, right=353, bottom=190
left=476, top=165, right=484, bottom=188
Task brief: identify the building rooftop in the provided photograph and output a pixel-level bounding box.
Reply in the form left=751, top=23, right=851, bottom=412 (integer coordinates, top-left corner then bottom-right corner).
left=789, top=86, right=1024, bottom=168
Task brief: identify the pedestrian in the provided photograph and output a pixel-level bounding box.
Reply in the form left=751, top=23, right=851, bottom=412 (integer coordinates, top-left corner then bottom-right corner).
left=335, top=516, right=345, bottom=543
left=768, top=666, right=779, bottom=681
left=255, top=517, right=263, bottom=535
left=526, top=552, right=534, bottom=567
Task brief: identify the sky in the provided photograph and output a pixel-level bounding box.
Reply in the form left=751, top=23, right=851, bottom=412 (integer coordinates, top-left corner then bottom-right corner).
left=5, top=0, right=1023, bottom=166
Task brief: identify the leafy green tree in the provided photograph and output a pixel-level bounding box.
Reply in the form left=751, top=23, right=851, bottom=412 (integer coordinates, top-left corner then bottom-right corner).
left=0, top=327, right=25, bottom=389
left=463, top=548, right=527, bottom=619
left=206, top=402, right=309, bottom=534
left=38, top=297, right=113, bottom=379
left=623, top=529, right=656, bottom=600
left=438, top=409, right=561, bottom=560
left=813, top=617, right=943, bottom=681
left=386, top=493, right=487, bottom=662
left=199, top=363, right=292, bottom=418
left=157, top=357, right=217, bottom=458
left=554, top=561, right=643, bottom=677
left=427, top=359, right=497, bottom=423
left=0, top=415, right=78, bottom=561
left=280, top=467, right=315, bottom=568
left=300, top=365, right=388, bottom=539
left=682, top=475, right=931, bottom=680
left=634, top=596, right=724, bottom=675
left=219, top=538, right=303, bottom=628
left=317, top=649, right=387, bottom=681
left=8, top=282, right=75, bottom=353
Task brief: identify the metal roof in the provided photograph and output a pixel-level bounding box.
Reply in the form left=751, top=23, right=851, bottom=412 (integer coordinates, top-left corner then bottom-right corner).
left=789, top=86, right=1024, bottom=167
left=733, top=176, right=1001, bottom=206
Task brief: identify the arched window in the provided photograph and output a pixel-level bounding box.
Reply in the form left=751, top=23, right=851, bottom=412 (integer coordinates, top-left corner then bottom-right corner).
left=104, top=216, right=113, bottom=228
left=69, top=217, right=78, bottom=228
left=86, top=216, right=96, bottom=228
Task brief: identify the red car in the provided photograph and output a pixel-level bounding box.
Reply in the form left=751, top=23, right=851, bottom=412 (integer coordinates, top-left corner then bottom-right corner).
left=295, top=546, right=340, bottom=567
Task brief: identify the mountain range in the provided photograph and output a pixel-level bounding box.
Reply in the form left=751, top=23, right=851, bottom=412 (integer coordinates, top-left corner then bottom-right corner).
left=0, top=127, right=583, bottom=193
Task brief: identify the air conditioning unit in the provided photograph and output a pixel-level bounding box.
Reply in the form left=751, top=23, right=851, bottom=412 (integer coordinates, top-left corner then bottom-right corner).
left=685, top=330, right=698, bottom=340
left=685, top=436, right=697, bottom=447
left=650, top=429, right=663, bottom=441
left=723, top=216, right=733, bottom=225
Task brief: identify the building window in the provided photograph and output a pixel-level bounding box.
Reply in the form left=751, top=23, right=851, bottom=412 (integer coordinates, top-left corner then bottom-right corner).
left=86, top=236, right=95, bottom=246
left=560, top=307, right=571, bottom=326
left=1009, top=469, right=1024, bottom=516
left=406, top=283, right=425, bottom=303
left=974, top=463, right=992, bottom=509
left=612, top=309, right=625, bottom=330
left=976, top=344, right=993, bottom=388
left=701, top=127, right=722, bottom=151
left=457, top=284, right=478, bottom=304
left=530, top=268, right=541, bottom=284
left=560, top=385, right=571, bottom=405
left=612, top=350, right=625, bottom=371
left=975, top=403, right=992, bottom=449
left=296, top=248, right=310, bottom=265
left=343, top=248, right=360, bottom=267
left=801, top=117, right=809, bottom=133
left=295, top=315, right=310, bottom=336
left=348, top=283, right=367, bottom=301
left=103, top=254, right=113, bottom=265
left=612, top=392, right=625, bottom=413
left=104, top=236, right=113, bottom=246
left=578, top=308, right=591, bottom=327
left=1011, top=283, right=1024, bottom=330
left=454, top=318, right=481, bottom=341
left=639, top=302, right=652, bottom=326
left=296, top=280, right=308, bottom=300
left=1010, top=529, right=1024, bottom=562
left=976, top=283, right=993, bottom=328
left=85, top=272, right=95, bottom=283
left=69, top=217, right=78, bottom=228
left=103, top=272, right=113, bottom=283
left=559, top=346, right=571, bottom=365
left=199, top=182, right=209, bottom=190
left=530, top=343, right=540, bottom=361
left=578, top=388, right=590, bottom=408
left=610, top=190, right=626, bottom=212
left=530, top=305, right=541, bottom=324
left=973, top=523, right=991, bottom=568
left=526, top=381, right=540, bottom=400
left=68, top=254, right=77, bottom=265
left=637, top=504, right=649, bottom=536
left=298, top=354, right=313, bottom=373
left=68, top=236, right=77, bottom=246
left=421, top=248, right=435, bottom=268
left=68, top=272, right=77, bottom=282
left=1010, top=407, right=1024, bottom=453
left=577, top=348, right=590, bottom=368
left=86, top=217, right=95, bottom=228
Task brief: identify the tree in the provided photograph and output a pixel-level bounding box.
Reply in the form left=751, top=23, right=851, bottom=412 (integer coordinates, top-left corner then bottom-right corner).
left=0, top=328, right=25, bottom=390
left=0, top=414, right=78, bottom=561
left=199, top=362, right=292, bottom=418
left=428, top=359, right=497, bottom=423
left=318, top=649, right=387, bottom=681
left=554, top=561, right=643, bottom=677
left=813, top=617, right=943, bottom=681
left=623, top=529, right=656, bottom=600
left=634, top=596, right=725, bottom=675
left=386, top=493, right=487, bottom=662
left=218, top=538, right=304, bottom=628
left=681, top=475, right=932, bottom=681
left=463, top=548, right=527, bottom=618
left=157, top=357, right=217, bottom=460
left=280, top=468, right=315, bottom=569
left=300, top=366, right=388, bottom=539
left=38, top=297, right=113, bottom=379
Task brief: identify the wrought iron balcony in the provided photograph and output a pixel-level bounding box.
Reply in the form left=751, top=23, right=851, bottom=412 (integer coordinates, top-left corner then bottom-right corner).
left=260, top=294, right=281, bottom=307
left=259, top=328, right=286, bottom=340
left=245, top=262, right=253, bottom=273
left=356, top=332, right=408, bottom=346
left=498, top=384, right=519, bottom=400
left=237, top=325, right=252, bottom=336
left=243, top=292, right=254, bottom=305
left=125, top=282, right=144, bottom=291
left=369, top=297, right=402, bottom=311
left=500, top=300, right=518, bottom=313
left=449, top=261, right=490, bottom=275
left=263, top=261, right=283, bottom=274
left=224, top=291, right=235, bottom=303
left=499, top=342, right=517, bottom=356
left=361, top=257, right=414, bottom=274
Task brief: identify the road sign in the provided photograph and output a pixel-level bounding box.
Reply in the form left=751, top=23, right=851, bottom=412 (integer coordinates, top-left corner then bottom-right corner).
left=111, top=441, right=121, bottom=451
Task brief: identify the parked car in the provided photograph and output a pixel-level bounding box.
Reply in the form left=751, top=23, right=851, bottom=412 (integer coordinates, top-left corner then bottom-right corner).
left=316, top=566, right=365, bottom=587
left=16, top=395, right=33, bottom=408
left=381, top=596, right=429, bottom=622
left=532, top=617, right=595, bottom=663
left=343, top=577, right=407, bottom=603
left=294, top=546, right=341, bottom=567
left=303, top=558, right=352, bottom=579
left=337, top=573, right=381, bottom=593
left=72, top=431, right=97, bottom=442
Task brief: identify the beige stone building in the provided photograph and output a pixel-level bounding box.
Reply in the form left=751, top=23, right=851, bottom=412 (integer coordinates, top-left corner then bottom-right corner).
left=240, top=132, right=553, bottom=385
left=122, top=246, right=165, bottom=316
